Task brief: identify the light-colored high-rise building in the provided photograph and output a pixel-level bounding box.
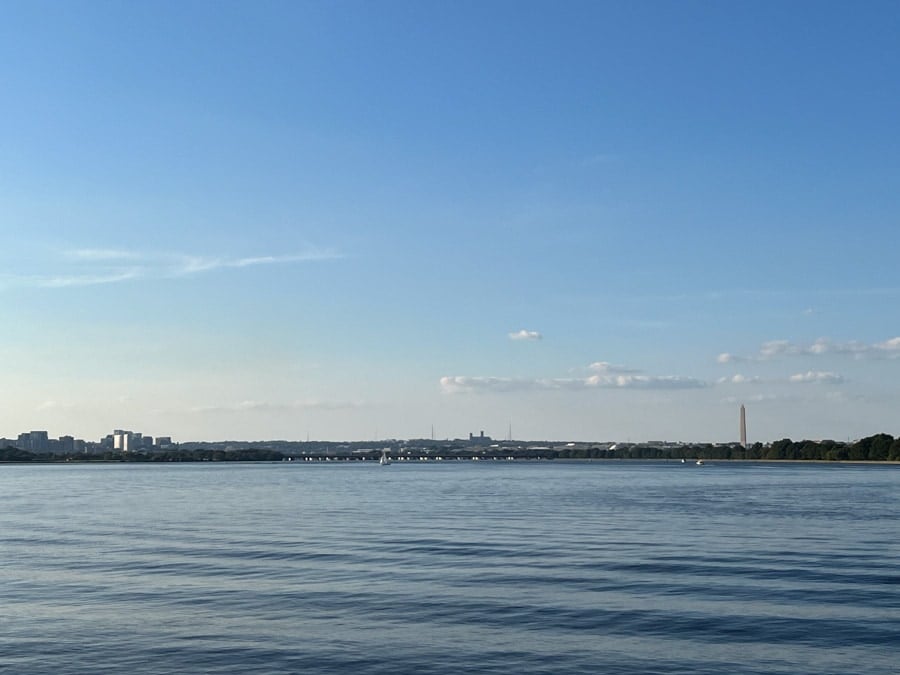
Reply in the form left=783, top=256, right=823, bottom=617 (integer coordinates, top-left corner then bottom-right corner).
left=113, top=430, right=132, bottom=452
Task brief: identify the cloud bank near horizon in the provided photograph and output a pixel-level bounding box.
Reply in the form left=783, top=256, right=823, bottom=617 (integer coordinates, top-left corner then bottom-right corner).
left=718, top=371, right=845, bottom=385
left=441, top=360, right=707, bottom=394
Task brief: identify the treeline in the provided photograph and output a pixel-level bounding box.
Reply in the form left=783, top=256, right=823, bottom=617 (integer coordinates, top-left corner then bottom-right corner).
left=555, top=433, right=900, bottom=462
left=0, top=447, right=286, bottom=463
left=3, top=434, right=900, bottom=463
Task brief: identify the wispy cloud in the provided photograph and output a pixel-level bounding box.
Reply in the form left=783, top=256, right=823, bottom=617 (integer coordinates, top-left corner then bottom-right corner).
left=788, top=370, right=845, bottom=384
left=441, top=362, right=707, bottom=394
left=440, top=377, right=549, bottom=394
left=589, top=361, right=640, bottom=374
left=232, top=251, right=338, bottom=266
left=718, top=337, right=900, bottom=363
left=170, top=250, right=341, bottom=277
left=716, top=374, right=763, bottom=384
left=717, top=371, right=844, bottom=385
left=38, top=270, right=144, bottom=288
left=588, top=374, right=707, bottom=389
left=3, top=245, right=341, bottom=290
left=722, top=393, right=787, bottom=404
left=509, top=329, right=543, bottom=341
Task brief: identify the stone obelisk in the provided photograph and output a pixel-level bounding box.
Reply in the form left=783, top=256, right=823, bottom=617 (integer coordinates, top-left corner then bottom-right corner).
left=740, top=404, right=747, bottom=448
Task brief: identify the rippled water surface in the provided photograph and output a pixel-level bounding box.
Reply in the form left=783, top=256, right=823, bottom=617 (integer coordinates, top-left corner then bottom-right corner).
left=2, top=461, right=898, bottom=674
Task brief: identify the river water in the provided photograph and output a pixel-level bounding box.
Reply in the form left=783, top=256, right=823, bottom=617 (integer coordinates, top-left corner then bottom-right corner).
left=1, top=460, right=897, bottom=674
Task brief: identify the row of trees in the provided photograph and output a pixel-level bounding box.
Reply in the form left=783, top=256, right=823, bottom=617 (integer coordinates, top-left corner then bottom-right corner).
left=0, top=447, right=286, bottom=463
left=2, top=434, right=900, bottom=463
left=555, top=434, right=900, bottom=462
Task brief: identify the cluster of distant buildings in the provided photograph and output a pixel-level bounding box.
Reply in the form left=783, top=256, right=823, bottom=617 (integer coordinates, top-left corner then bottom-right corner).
left=0, top=429, right=174, bottom=455
left=0, top=408, right=751, bottom=457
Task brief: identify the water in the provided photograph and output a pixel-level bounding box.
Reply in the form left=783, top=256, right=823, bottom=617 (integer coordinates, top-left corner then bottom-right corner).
left=1, top=461, right=898, bottom=674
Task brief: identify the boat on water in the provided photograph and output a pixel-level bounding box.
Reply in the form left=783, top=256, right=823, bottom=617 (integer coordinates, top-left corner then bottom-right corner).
left=379, top=449, right=392, bottom=466
left=696, top=459, right=704, bottom=466
left=681, top=458, right=686, bottom=464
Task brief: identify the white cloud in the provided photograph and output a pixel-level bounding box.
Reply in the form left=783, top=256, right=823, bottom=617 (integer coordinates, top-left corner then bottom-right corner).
left=720, top=337, right=900, bottom=362
left=441, top=369, right=707, bottom=394
left=788, top=370, right=845, bottom=384
left=717, top=371, right=842, bottom=385
left=438, top=376, right=596, bottom=393
left=4, top=246, right=341, bottom=290
left=173, top=250, right=341, bottom=276
left=876, top=337, right=900, bottom=353
left=759, top=340, right=795, bottom=358
left=38, top=270, right=143, bottom=288
left=172, top=255, right=223, bottom=276
left=716, top=374, right=762, bottom=385
left=509, top=329, right=543, bottom=341
left=588, top=361, right=640, bottom=374
left=722, top=393, right=786, bottom=404
left=588, top=374, right=707, bottom=389
left=233, top=250, right=339, bottom=266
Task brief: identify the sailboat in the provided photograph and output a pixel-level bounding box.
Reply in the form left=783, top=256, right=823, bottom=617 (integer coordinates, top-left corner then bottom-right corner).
left=379, top=448, right=392, bottom=466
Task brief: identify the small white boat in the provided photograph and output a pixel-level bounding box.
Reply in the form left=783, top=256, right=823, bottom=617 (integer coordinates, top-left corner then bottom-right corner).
left=379, top=449, right=391, bottom=466
left=696, top=459, right=704, bottom=466
left=681, top=458, right=686, bottom=464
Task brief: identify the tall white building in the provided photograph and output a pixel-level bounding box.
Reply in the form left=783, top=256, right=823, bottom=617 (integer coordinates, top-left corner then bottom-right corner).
left=113, top=430, right=132, bottom=452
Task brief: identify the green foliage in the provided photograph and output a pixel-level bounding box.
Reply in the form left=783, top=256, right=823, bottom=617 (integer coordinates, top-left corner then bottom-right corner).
left=0, top=446, right=37, bottom=462
left=555, top=435, right=899, bottom=462
left=851, top=433, right=893, bottom=461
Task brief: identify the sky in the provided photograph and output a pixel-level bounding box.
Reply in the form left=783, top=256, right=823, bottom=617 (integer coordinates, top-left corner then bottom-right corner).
left=1, top=0, right=899, bottom=444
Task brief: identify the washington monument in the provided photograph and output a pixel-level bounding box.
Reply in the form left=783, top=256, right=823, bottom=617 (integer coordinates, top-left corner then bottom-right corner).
left=740, top=404, right=747, bottom=447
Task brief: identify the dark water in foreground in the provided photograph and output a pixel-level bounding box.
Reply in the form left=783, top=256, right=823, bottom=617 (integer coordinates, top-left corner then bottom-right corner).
left=1, top=461, right=898, bottom=674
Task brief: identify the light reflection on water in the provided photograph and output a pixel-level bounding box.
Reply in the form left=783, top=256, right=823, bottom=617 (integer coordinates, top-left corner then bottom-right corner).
left=1, top=461, right=898, bottom=674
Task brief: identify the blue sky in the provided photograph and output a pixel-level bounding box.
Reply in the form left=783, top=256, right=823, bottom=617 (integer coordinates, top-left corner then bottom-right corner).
left=2, top=1, right=899, bottom=443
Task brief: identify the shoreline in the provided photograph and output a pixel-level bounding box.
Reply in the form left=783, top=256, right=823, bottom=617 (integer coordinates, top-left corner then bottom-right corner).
left=3, top=457, right=900, bottom=466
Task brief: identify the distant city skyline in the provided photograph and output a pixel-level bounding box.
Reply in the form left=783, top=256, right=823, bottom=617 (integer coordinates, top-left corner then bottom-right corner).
left=2, top=2, right=900, bottom=443
left=1, top=427, right=174, bottom=453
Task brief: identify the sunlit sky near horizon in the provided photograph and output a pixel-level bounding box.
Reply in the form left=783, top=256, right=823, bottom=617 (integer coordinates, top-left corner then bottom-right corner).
left=2, top=0, right=900, bottom=444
